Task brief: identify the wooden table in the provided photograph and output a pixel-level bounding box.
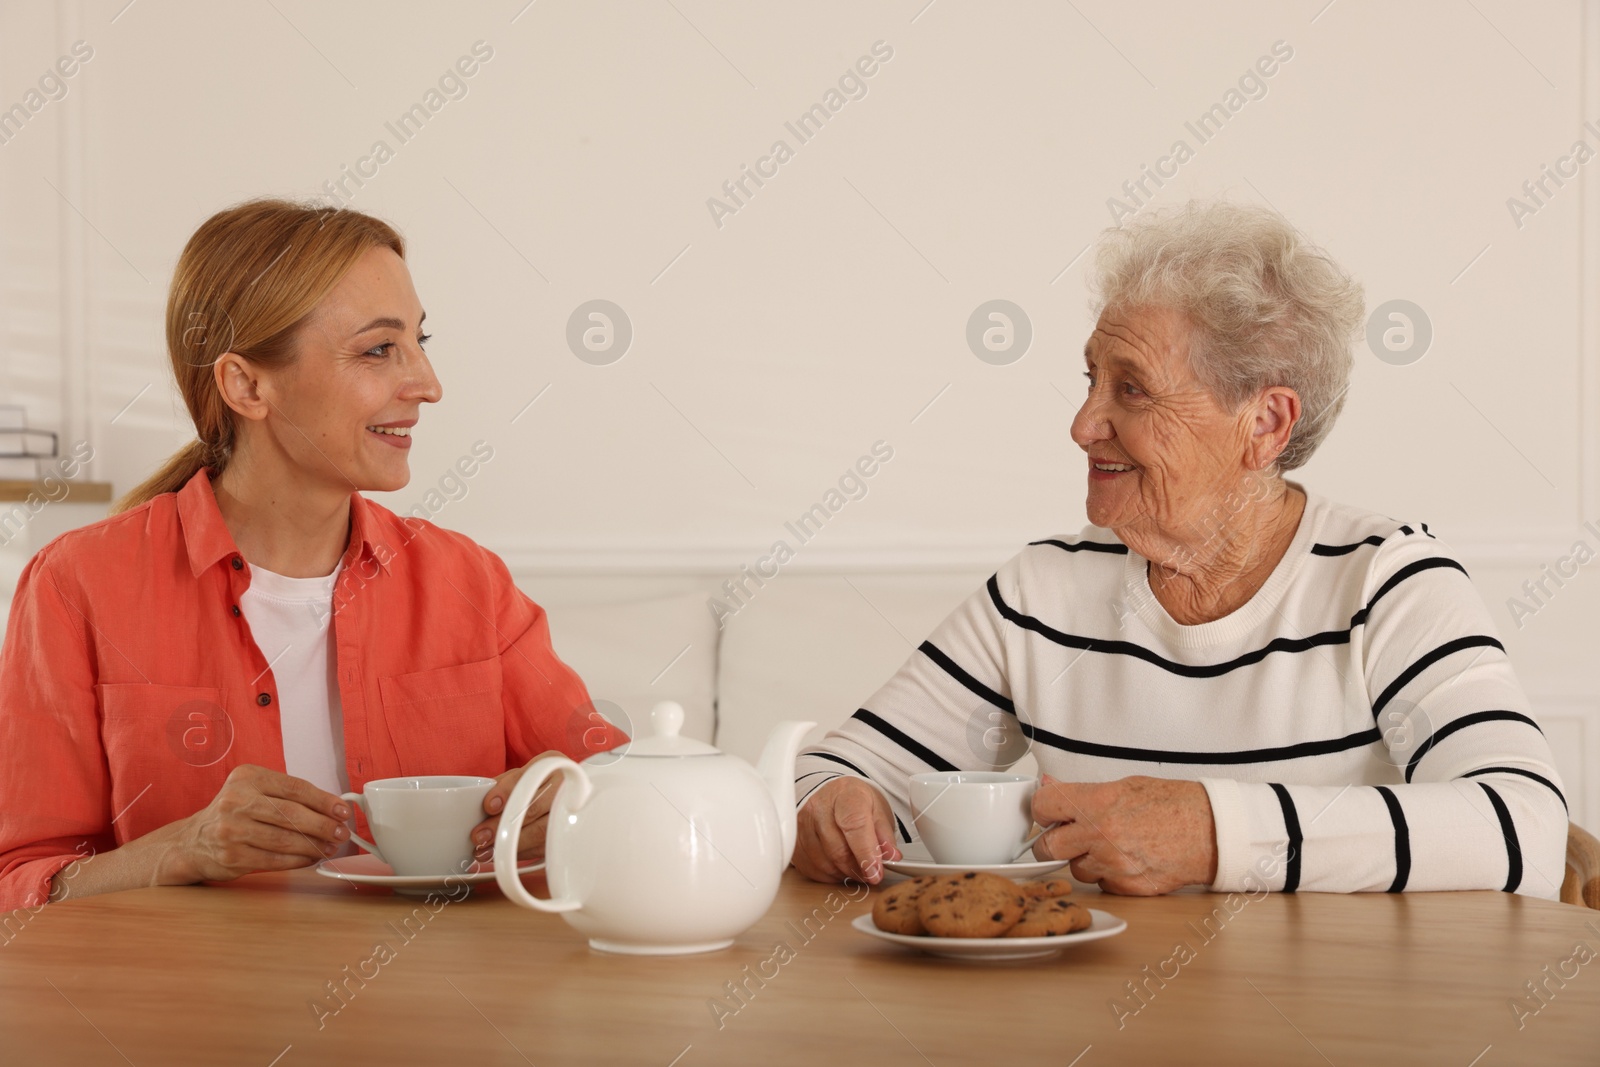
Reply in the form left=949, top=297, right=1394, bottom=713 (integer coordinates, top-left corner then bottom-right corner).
left=2, top=868, right=1598, bottom=1066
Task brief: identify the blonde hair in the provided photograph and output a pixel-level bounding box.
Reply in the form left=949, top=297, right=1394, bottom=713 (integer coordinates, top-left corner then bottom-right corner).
left=1089, top=200, right=1364, bottom=471
left=111, top=199, right=404, bottom=514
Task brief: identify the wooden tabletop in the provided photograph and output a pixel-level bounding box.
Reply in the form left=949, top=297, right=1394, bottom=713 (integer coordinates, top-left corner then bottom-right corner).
left=2, top=868, right=1597, bottom=1066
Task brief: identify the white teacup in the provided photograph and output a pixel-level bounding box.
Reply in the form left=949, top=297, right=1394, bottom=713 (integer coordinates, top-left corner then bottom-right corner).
left=909, top=771, right=1038, bottom=865
left=340, top=775, right=495, bottom=877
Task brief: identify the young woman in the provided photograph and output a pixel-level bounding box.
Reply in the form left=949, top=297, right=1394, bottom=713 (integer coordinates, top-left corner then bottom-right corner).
left=0, top=199, right=622, bottom=909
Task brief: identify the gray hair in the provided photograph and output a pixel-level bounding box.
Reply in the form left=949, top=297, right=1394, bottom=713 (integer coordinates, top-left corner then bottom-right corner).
left=1088, top=200, right=1364, bottom=471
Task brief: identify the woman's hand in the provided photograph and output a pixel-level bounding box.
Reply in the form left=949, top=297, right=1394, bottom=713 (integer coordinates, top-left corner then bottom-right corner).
left=160, top=764, right=350, bottom=884
left=43, top=766, right=347, bottom=902
left=1031, top=775, right=1218, bottom=895
left=471, top=752, right=565, bottom=863
left=793, top=776, right=901, bottom=885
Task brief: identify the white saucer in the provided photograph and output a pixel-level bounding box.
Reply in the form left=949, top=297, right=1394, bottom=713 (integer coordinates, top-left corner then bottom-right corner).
left=851, top=909, right=1126, bottom=961
left=315, top=854, right=544, bottom=897
left=882, top=841, right=1069, bottom=880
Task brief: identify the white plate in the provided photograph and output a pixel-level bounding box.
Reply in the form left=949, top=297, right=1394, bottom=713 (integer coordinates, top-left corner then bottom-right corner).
left=882, top=841, right=1069, bottom=880
left=315, top=854, right=544, bottom=896
left=851, top=909, right=1126, bottom=961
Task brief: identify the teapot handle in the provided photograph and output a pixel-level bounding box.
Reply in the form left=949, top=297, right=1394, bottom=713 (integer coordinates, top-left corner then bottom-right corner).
left=493, top=755, right=591, bottom=913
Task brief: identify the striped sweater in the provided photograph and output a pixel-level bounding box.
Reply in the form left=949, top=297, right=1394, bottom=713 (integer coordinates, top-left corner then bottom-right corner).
left=796, top=487, right=1568, bottom=898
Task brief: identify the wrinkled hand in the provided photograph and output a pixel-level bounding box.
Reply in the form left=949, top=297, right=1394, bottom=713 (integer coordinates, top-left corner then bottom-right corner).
left=793, top=776, right=902, bottom=885
left=162, top=764, right=349, bottom=883
left=472, top=752, right=565, bottom=863
left=1031, top=775, right=1217, bottom=895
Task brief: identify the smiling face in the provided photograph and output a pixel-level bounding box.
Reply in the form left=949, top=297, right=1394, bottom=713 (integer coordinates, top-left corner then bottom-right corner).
left=1071, top=305, right=1266, bottom=548
left=233, top=244, right=441, bottom=494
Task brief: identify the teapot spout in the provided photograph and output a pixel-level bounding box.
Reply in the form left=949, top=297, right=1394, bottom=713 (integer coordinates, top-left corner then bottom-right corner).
left=756, top=720, right=817, bottom=866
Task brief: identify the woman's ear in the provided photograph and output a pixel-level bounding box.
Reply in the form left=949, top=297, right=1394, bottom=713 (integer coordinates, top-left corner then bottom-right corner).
left=214, top=353, right=271, bottom=423
left=1247, top=386, right=1301, bottom=470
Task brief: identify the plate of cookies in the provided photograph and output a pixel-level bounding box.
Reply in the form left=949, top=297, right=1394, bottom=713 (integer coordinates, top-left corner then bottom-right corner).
left=856, top=871, right=1125, bottom=961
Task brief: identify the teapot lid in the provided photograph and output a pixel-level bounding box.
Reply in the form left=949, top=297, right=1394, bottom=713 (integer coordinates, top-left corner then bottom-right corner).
left=621, top=701, right=719, bottom=757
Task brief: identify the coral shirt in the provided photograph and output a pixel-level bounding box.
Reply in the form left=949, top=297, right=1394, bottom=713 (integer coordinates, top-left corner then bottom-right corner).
left=0, top=470, right=625, bottom=910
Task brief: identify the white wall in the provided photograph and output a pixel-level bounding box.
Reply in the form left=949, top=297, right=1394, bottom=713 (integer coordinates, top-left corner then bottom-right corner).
left=1, top=0, right=1596, bottom=821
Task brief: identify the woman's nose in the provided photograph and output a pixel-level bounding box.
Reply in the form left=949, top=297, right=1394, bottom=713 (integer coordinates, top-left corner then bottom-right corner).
left=408, top=350, right=444, bottom=404
left=1070, top=391, right=1108, bottom=449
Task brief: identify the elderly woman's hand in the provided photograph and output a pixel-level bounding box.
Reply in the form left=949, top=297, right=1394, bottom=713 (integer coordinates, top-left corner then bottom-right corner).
left=1031, top=775, right=1217, bottom=895
left=793, top=776, right=902, bottom=885
left=471, top=752, right=565, bottom=863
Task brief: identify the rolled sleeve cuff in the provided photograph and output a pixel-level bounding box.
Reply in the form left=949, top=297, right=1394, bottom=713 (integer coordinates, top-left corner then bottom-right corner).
left=1200, top=776, right=1254, bottom=892
left=2, top=853, right=84, bottom=915
left=794, top=767, right=896, bottom=815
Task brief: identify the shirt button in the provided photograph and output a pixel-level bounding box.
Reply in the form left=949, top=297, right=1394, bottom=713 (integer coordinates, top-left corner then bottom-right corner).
left=231, top=605, right=241, bottom=617
left=256, top=692, right=272, bottom=706
left=231, top=556, right=243, bottom=571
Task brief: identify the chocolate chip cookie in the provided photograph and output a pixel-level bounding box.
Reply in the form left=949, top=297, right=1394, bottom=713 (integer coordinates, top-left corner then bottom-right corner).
left=871, top=876, right=936, bottom=935
left=917, top=871, right=1027, bottom=938
left=1004, top=896, right=1092, bottom=937
left=1019, top=877, right=1075, bottom=900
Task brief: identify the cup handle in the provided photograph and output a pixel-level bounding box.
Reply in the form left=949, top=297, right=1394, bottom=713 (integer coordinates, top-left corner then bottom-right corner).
left=339, top=792, right=382, bottom=861
left=494, top=755, right=589, bottom=913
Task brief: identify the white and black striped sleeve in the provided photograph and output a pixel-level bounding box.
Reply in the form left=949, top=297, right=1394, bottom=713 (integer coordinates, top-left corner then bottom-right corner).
left=1204, top=531, right=1567, bottom=899
left=793, top=554, right=1021, bottom=843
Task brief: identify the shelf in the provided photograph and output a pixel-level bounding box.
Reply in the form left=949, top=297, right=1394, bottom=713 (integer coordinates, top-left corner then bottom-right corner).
left=0, top=480, right=112, bottom=503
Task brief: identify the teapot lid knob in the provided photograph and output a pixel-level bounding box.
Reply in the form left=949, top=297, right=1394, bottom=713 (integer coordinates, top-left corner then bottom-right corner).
left=620, top=701, right=717, bottom=757
left=651, top=701, right=685, bottom=738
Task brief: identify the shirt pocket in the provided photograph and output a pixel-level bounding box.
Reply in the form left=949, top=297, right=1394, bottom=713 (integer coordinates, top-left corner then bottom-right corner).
left=377, top=656, right=506, bottom=777
left=97, top=682, right=231, bottom=841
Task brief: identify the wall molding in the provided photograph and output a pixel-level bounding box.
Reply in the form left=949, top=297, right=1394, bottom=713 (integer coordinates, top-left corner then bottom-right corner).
left=497, top=544, right=1010, bottom=576
left=1528, top=693, right=1599, bottom=829
left=490, top=530, right=1590, bottom=576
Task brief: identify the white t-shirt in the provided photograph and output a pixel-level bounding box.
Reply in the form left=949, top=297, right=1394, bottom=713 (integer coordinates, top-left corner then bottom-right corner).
left=239, top=559, right=348, bottom=797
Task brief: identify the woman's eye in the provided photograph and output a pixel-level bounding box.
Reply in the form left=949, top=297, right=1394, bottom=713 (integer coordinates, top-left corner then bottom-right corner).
left=365, top=334, right=429, bottom=357
left=1084, top=366, right=1142, bottom=397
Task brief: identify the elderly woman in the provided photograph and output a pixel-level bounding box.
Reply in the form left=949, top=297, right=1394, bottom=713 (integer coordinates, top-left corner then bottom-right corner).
left=0, top=200, right=622, bottom=910
left=793, top=201, right=1567, bottom=898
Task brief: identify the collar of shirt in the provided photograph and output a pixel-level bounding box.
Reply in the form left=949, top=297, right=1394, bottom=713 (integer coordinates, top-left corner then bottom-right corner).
left=174, top=469, right=391, bottom=580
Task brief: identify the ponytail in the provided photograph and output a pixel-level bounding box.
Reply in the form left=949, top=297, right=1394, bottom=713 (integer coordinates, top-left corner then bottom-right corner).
left=110, top=440, right=215, bottom=516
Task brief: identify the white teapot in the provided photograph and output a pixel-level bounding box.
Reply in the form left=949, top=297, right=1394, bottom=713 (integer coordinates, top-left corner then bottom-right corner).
left=493, top=701, right=816, bottom=954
